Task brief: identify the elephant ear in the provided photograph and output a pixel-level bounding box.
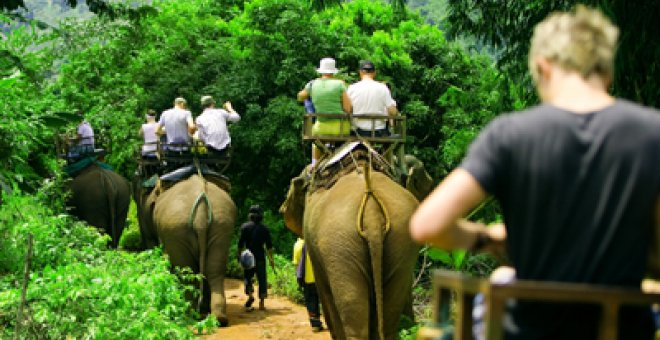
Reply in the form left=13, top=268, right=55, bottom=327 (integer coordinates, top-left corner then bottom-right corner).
left=279, top=174, right=307, bottom=237
left=404, top=155, right=434, bottom=201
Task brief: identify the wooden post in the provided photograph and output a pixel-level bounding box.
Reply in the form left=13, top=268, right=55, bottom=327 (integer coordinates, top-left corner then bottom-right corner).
left=15, top=233, right=34, bottom=340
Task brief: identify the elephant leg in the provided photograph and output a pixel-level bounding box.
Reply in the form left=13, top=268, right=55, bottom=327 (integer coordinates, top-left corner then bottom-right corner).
left=159, top=228, right=200, bottom=305
left=311, top=230, right=372, bottom=340
left=382, top=228, right=418, bottom=340
left=308, top=251, right=342, bottom=338
left=205, top=222, right=232, bottom=326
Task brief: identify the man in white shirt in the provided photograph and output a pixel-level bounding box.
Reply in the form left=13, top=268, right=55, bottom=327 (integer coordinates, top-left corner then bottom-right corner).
left=139, top=109, right=158, bottom=158
left=195, top=95, right=240, bottom=155
left=347, top=60, right=398, bottom=137
left=68, top=112, right=95, bottom=160
left=76, top=117, right=95, bottom=150
left=156, top=97, right=195, bottom=151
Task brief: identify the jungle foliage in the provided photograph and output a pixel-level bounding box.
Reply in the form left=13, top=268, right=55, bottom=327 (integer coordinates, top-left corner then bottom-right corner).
left=0, top=187, right=208, bottom=338
left=2, top=0, right=518, bottom=223
left=0, top=0, right=524, bottom=336
left=446, top=0, right=660, bottom=107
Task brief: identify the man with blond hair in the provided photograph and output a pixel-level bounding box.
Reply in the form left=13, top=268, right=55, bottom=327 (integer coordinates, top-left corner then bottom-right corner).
left=411, top=6, right=659, bottom=339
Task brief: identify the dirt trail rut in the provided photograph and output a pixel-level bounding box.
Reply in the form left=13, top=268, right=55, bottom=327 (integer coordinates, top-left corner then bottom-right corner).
left=202, top=278, right=331, bottom=340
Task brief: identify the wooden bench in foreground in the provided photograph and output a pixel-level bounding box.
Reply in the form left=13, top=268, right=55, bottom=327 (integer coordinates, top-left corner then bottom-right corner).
left=418, top=269, right=660, bottom=340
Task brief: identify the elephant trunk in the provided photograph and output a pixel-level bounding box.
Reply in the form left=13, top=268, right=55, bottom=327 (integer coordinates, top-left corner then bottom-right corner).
left=190, top=189, right=213, bottom=312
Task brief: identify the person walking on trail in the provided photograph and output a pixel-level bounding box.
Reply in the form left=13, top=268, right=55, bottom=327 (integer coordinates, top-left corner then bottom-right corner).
left=293, top=238, right=324, bottom=332
left=297, top=57, right=352, bottom=167
left=238, top=205, right=276, bottom=311
left=156, top=97, right=195, bottom=151
left=410, top=6, right=660, bottom=340
left=195, top=95, right=240, bottom=156
left=347, top=60, right=398, bottom=137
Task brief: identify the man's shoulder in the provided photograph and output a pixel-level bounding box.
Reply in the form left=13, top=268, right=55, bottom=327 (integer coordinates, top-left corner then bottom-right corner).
left=613, top=99, right=660, bottom=121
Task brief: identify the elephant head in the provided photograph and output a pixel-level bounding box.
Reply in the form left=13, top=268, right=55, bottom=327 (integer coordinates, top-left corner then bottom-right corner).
left=133, top=176, right=160, bottom=249
left=402, top=155, right=434, bottom=201
left=279, top=171, right=308, bottom=237
left=68, top=163, right=130, bottom=248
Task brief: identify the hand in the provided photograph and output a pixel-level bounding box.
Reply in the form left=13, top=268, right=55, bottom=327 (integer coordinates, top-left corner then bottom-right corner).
left=223, top=101, right=233, bottom=111
left=481, top=223, right=508, bottom=261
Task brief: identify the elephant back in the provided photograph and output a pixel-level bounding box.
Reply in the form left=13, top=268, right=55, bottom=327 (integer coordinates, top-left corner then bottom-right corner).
left=309, top=143, right=394, bottom=193
left=68, top=163, right=130, bottom=248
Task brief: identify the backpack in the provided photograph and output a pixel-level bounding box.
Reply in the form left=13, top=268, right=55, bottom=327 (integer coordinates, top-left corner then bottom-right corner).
left=296, top=244, right=306, bottom=287
left=240, top=223, right=258, bottom=270
left=240, top=249, right=256, bottom=270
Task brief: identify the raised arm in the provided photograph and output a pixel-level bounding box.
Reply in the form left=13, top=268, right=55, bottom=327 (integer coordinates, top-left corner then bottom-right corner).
left=223, top=102, right=241, bottom=123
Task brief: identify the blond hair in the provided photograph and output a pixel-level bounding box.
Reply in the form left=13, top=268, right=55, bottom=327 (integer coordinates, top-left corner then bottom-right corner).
left=529, top=5, right=619, bottom=83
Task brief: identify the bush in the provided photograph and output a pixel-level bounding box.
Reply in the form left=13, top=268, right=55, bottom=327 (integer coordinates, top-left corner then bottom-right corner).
left=0, top=191, right=203, bottom=339
left=268, top=254, right=304, bottom=304
left=118, top=200, right=142, bottom=251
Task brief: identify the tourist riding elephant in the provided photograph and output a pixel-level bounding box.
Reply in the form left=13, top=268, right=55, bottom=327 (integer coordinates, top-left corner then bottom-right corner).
left=68, top=163, right=130, bottom=248
left=280, top=153, right=433, bottom=340
left=138, top=174, right=236, bottom=325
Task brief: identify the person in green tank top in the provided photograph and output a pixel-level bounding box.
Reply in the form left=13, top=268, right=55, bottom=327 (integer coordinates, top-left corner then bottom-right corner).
left=297, top=57, right=352, bottom=166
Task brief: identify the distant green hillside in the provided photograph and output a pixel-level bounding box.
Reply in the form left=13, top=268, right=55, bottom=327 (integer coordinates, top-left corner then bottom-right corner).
left=407, top=0, right=448, bottom=27
left=21, top=0, right=93, bottom=27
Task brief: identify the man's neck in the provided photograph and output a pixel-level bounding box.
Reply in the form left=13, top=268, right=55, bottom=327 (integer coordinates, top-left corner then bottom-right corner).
left=544, top=71, right=614, bottom=114
left=360, top=74, right=375, bottom=81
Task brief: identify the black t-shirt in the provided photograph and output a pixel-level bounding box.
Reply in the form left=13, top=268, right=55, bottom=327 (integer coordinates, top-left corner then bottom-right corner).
left=238, top=221, right=273, bottom=262
left=461, top=100, right=660, bottom=339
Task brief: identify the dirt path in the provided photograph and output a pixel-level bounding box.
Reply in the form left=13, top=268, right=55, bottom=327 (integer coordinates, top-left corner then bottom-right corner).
left=202, top=278, right=331, bottom=340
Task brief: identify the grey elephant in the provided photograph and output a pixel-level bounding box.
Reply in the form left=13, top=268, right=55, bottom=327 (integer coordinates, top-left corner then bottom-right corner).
left=68, top=163, right=130, bottom=248
left=281, top=148, right=433, bottom=340
left=137, top=174, right=236, bottom=325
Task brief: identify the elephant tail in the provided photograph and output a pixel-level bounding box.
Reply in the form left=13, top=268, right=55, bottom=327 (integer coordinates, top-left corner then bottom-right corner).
left=189, top=178, right=213, bottom=312
left=357, top=165, right=390, bottom=340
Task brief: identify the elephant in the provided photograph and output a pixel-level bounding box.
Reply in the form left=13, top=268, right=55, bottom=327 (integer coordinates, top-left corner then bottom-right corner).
left=68, top=162, right=130, bottom=248
left=280, top=148, right=433, bottom=340
left=137, top=174, right=236, bottom=325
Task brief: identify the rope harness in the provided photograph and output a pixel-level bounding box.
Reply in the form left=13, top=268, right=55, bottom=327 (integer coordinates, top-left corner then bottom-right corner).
left=356, top=155, right=391, bottom=239
left=188, top=157, right=214, bottom=228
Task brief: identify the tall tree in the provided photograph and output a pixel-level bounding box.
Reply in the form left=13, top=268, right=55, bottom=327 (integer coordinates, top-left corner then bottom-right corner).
left=447, top=0, right=660, bottom=107
left=310, top=0, right=407, bottom=11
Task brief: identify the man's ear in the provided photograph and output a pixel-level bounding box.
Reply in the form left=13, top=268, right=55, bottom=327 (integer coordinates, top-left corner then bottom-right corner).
left=535, top=57, right=552, bottom=81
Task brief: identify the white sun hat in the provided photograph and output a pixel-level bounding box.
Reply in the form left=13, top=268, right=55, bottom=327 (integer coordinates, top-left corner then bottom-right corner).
left=316, top=57, right=339, bottom=74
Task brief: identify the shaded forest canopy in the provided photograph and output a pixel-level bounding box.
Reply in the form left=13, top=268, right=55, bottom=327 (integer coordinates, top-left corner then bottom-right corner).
left=2, top=0, right=660, bottom=338
left=0, top=0, right=518, bottom=223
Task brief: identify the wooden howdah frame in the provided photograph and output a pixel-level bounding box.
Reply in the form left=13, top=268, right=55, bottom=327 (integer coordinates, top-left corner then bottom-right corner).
left=418, top=269, right=660, bottom=340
